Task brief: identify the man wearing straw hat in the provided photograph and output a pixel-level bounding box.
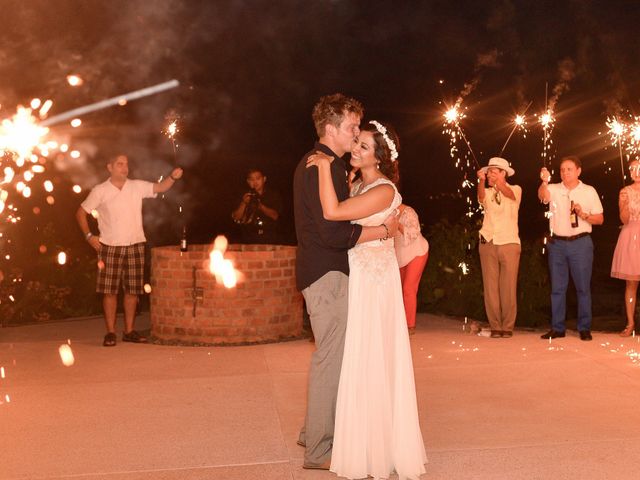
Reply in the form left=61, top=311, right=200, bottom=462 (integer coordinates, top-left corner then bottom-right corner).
left=477, top=157, right=522, bottom=338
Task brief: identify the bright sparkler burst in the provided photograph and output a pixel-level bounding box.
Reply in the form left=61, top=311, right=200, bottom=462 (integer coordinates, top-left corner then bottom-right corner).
left=0, top=105, right=72, bottom=221
left=166, top=120, right=178, bottom=139
left=538, top=109, right=556, bottom=167
left=603, top=116, right=640, bottom=161
left=539, top=110, right=555, bottom=129
left=444, top=106, right=463, bottom=125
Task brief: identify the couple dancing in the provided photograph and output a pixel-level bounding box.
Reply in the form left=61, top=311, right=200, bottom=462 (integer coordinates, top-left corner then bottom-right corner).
left=293, top=93, right=427, bottom=480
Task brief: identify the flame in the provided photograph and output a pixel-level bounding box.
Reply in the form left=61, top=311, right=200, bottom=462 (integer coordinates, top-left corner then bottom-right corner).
left=207, top=235, right=238, bottom=288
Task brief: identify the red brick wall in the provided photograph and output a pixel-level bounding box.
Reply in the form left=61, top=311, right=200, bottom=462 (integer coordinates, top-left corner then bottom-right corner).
left=150, top=244, right=303, bottom=345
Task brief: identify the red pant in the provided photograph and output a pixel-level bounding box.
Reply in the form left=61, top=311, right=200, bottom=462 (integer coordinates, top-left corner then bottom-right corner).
left=399, top=252, right=428, bottom=328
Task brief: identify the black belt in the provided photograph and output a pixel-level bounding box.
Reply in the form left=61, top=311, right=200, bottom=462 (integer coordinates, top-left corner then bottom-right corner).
left=551, top=232, right=590, bottom=242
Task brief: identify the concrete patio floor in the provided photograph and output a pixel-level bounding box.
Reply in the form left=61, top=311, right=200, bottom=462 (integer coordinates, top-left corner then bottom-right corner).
left=2, top=312, right=640, bottom=480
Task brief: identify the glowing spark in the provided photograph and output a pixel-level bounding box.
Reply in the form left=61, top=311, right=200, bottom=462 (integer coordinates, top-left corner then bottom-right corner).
left=144, top=284, right=152, bottom=294
left=39, top=100, right=53, bottom=118
left=606, top=117, right=625, bottom=139
left=70, top=118, right=82, bottom=128
left=0, top=107, right=50, bottom=162
left=166, top=121, right=178, bottom=139
left=57, top=252, right=67, bottom=265
left=44, top=180, right=53, bottom=192
left=539, top=111, right=554, bottom=128
left=70, top=150, right=80, bottom=159
left=444, top=106, right=462, bottom=125
left=514, top=114, right=525, bottom=126
left=72, top=185, right=82, bottom=194
left=66, top=75, right=83, bottom=87
left=58, top=344, right=75, bottom=366
left=458, top=262, right=469, bottom=275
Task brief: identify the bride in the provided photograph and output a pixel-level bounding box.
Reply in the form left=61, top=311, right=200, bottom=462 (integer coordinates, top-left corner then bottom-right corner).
left=306, top=121, right=427, bottom=480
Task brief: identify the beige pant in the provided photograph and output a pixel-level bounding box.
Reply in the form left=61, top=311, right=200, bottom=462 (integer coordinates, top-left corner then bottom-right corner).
left=479, top=241, right=521, bottom=332
left=299, top=271, right=349, bottom=466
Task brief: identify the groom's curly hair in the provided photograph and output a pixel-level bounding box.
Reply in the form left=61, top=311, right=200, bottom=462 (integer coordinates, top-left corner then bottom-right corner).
left=312, top=93, right=364, bottom=137
left=362, top=122, right=400, bottom=185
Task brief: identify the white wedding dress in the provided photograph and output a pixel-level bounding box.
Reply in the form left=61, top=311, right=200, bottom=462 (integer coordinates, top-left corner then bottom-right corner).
left=330, top=178, right=427, bottom=480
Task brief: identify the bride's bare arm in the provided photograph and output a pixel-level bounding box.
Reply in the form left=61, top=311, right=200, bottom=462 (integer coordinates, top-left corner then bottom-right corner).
left=307, top=153, right=394, bottom=221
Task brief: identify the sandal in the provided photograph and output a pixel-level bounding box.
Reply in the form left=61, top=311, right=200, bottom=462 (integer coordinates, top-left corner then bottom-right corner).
left=620, top=325, right=635, bottom=337
left=122, top=330, right=148, bottom=343
left=103, top=332, right=117, bottom=347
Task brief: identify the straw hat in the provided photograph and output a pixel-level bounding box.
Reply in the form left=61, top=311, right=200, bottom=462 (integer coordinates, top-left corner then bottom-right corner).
left=479, top=157, right=515, bottom=177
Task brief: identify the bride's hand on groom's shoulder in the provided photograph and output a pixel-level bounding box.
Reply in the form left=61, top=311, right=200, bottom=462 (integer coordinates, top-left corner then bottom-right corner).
left=306, top=151, right=333, bottom=169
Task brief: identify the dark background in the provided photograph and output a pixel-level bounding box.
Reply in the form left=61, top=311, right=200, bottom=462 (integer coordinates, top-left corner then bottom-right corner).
left=1, top=0, right=639, bottom=261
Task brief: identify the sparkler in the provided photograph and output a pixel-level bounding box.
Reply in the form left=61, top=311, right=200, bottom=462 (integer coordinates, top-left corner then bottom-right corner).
left=499, top=101, right=533, bottom=156
left=606, top=117, right=628, bottom=186
left=538, top=109, right=555, bottom=168
left=442, top=105, right=479, bottom=169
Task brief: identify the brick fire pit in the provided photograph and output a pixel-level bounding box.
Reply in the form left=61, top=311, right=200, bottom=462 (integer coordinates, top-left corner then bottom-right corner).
left=150, top=244, right=303, bottom=345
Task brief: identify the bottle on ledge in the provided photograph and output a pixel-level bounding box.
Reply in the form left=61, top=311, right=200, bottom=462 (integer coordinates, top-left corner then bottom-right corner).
left=180, top=225, right=188, bottom=252
left=570, top=200, right=579, bottom=228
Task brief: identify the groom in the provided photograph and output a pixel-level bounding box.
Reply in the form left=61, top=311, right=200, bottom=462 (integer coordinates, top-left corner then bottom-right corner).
left=293, top=93, right=398, bottom=469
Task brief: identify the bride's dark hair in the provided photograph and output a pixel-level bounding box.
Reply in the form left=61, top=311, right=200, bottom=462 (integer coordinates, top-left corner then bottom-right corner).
left=362, top=122, right=400, bottom=185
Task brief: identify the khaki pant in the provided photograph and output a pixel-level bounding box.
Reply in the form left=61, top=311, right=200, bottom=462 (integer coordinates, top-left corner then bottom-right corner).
left=298, top=271, right=349, bottom=466
left=479, top=241, right=521, bottom=332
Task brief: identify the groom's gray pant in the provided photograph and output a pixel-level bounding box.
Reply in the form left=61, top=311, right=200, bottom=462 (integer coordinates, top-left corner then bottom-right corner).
left=299, top=271, right=348, bottom=466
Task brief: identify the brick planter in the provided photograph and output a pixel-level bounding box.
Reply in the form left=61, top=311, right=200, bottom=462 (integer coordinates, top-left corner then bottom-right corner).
left=150, top=244, right=303, bottom=345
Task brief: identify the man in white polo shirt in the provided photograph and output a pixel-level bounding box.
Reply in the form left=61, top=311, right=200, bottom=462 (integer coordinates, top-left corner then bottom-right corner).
left=538, top=156, right=604, bottom=341
left=477, top=157, right=522, bottom=338
left=76, top=155, right=183, bottom=347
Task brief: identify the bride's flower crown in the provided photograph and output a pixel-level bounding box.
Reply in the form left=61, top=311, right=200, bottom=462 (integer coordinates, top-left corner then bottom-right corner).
left=369, top=120, right=398, bottom=162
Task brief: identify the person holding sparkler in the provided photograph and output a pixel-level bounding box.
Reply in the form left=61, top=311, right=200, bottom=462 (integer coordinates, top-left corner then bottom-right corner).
left=231, top=167, right=282, bottom=244
left=293, top=94, right=400, bottom=472
left=305, top=121, right=427, bottom=479
left=611, top=159, right=640, bottom=337
left=476, top=157, right=521, bottom=338
left=538, top=156, right=603, bottom=341
left=75, top=155, right=183, bottom=347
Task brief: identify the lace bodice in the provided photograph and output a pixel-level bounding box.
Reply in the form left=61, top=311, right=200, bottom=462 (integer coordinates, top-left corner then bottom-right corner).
left=348, top=178, right=402, bottom=283
left=350, top=178, right=402, bottom=229
left=624, top=186, right=640, bottom=222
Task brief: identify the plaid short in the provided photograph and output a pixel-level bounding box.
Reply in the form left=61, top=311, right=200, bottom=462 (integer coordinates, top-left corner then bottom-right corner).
left=97, top=243, right=145, bottom=295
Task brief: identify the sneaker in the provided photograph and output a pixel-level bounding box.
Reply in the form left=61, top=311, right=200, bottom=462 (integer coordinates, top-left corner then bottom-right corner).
left=122, top=330, right=148, bottom=343
left=490, top=330, right=502, bottom=338
left=501, top=331, right=513, bottom=338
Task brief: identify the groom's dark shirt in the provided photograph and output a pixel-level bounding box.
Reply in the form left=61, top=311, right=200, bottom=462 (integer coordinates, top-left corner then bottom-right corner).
left=293, top=142, right=362, bottom=291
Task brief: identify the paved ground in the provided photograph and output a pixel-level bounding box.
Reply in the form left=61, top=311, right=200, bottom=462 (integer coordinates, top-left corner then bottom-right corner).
left=2, top=313, right=640, bottom=480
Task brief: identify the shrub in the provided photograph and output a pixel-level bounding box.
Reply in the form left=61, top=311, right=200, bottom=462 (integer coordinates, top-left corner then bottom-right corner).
left=418, top=217, right=551, bottom=328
